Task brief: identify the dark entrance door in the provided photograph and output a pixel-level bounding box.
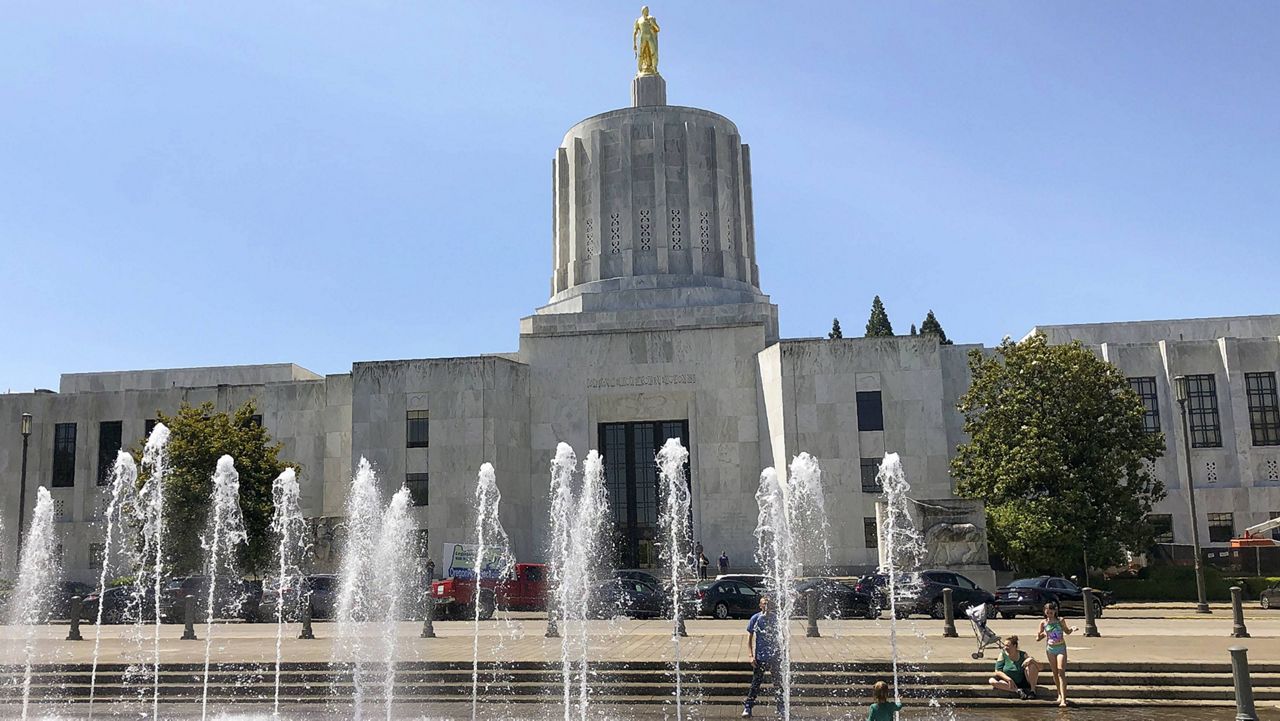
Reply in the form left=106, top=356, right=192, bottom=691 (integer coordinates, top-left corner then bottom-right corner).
left=599, top=420, right=690, bottom=569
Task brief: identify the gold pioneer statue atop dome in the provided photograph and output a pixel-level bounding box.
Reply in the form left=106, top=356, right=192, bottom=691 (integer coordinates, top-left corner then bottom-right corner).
left=633, top=6, right=660, bottom=76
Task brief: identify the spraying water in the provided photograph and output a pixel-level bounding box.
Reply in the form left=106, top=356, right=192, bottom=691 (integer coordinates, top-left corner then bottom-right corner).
left=571, top=450, right=608, bottom=718
left=138, top=422, right=170, bottom=721
left=547, top=443, right=577, bottom=719
left=374, top=486, right=413, bottom=721
left=471, top=463, right=514, bottom=721
left=200, top=455, right=248, bottom=721
left=754, top=453, right=831, bottom=720
left=269, top=467, right=307, bottom=719
left=656, top=438, right=691, bottom=721
left=88, top=451, right=140, bottom=719
left=10, top=487, right=60, bottom=721
left=545, top=443, right=611, bottom=721
left=876, top=452, right=926, bottom=703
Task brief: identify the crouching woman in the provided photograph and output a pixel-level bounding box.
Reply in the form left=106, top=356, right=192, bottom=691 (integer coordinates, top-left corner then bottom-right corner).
left=988, top=635, right=1039, bottom=700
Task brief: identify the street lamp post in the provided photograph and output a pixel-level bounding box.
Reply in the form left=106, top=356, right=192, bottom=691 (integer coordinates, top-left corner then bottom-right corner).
left=1174, top=376, right=1212, bottom=615
left=17, top=412, right=32, bottom=550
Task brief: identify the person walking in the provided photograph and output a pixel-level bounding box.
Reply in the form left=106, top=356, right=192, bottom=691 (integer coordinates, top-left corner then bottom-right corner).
left=1037, top=602, right=1076, bottom=707
left=866, top=680, right=903, bottom=720
left=698, top=552, right=710, bottom=580
left=718, top=551, right=730, bottom=576
left=742, top=596, right=783, bottom=717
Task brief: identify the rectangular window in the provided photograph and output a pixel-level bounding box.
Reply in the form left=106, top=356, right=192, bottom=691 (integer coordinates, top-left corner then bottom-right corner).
left=856, top=391, right=884, bottom=432
left=1185, top=374, right=1222, bottom=448
left=1271, top=512, right=1280, bottom=543
left=144, top=419, right=157, bottom=439
left=860, top=458, right=882, bottom=493
left=1128, top=377, right=1161, bottom=434
left=405, top=473, right=429, bottom=507
left=52, top=423, right=77, bottom=487
left=597, top=419, right=691, bottom=569
left=406, top=410, right=429, bottom=448
left=249, top=414, right=263, bottom=428
left=1246, top=372, right=1280, bottom=446
left=97, top=421, right=123, bottom=486
left=1208, top=512, right=1234, bottom=543
left=1148, top=513, right=1174, bottom=544
left=864, top=517, right=878, bottom=549
left=89, top=543, right=105, bottom=570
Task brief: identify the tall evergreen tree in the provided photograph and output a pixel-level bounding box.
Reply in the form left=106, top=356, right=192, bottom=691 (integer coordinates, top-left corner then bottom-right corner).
left=864, top=296, right=894, bottom=337
left=828, top=318, right=843, bottom=339
left=919, top=310, right=952, bottom=344
left=910, top=324, right=918, bottom=336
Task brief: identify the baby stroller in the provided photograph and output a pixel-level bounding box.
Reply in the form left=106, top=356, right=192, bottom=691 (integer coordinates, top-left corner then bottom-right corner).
left=965, top=601, right=1002, bottom=659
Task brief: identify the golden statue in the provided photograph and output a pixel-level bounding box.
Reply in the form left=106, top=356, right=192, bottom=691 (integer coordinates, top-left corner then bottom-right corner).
left=633, top=6, right=660, bottom=76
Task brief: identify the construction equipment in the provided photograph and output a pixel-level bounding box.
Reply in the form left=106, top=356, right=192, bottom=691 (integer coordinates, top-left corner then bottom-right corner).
left=1230, top=516, right=1280, bottom=548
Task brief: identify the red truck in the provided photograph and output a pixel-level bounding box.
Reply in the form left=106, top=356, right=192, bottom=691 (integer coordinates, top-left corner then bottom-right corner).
left=429, top=562, right=548, bottom=620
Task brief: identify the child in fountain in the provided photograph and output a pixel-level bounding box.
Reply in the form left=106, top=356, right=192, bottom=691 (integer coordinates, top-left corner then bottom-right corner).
left=987, top=635, right=1039, bottom=700
left=1037, top=602, right=1076, bottom=707
left=742, top=595, right=783, bottom=717
left=866, top=680, right=903, bottom=720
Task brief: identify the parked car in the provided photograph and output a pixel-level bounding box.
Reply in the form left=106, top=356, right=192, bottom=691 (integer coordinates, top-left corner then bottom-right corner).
left=82, top=585, right=157, bottom=624
left=994, top=576, right=1111, bottom=618
left=682, top=578, right=763, bottom=619
left=791, top=578, right=880, bottom=620
left=1261, top=582, right=1280, bottom=609
left=589, top=578, right=668, bottom=619
left=713, top=574, right=770, bottom=592
left=52, top=581, right=96, bottom=619
left=614, top=569, right=667, bottom=590
left=855, top=571, right=994, bottom=619
left=256, top=574, right=338, bottom=622
left=160, top=576, right=260, bottom=623
left=430, top=562, right=547, bottom=620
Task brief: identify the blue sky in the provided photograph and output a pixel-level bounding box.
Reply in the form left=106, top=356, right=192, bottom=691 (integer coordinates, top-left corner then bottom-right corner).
left=2, top=2, right=1276, bottom=392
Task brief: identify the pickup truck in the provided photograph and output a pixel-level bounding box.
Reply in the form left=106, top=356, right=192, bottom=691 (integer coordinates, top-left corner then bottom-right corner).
left=429, top=562, right=547, bottom=620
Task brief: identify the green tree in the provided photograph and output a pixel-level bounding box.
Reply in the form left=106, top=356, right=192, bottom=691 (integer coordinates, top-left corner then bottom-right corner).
left=828, top=317, right=843, bottom=339
left=951, top=333, right=1166, bottom=573
left=864, top=296, right=894, bottom=337
left=919, top=310, right=952, bottom=344
left=138, top=400, right=291, bottom=575
left=910, top=324, right=918, bottom=336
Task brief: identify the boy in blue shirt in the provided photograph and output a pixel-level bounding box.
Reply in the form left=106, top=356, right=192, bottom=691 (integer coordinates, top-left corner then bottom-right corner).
left=742, top=595, right=784, bottom=717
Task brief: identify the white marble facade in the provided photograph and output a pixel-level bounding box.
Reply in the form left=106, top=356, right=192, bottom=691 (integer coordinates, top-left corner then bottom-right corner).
left=3, top=71, right=1278, bottom=585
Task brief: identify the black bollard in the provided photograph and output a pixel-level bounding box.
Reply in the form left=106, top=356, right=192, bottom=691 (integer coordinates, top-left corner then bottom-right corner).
left=941, top=588, right=958, bottom=638
left=805, top=590, right=821, bottom=638
left=1083, top=587, right=1101, bottom=638
left=181, top=594, right=198, bottom=640
left=421, top=594, right=437, bottom=639
left=545, top=608, right=560, bottom=638
left=675, top=606, right=688, bottom=638
left=66, top=596, right=84, bottom=641
left=1231, top=586, right=1250, bottom=639
left=1230, top=646, right=1260, bottom=721
left=298, top=598, right=316, bottom=640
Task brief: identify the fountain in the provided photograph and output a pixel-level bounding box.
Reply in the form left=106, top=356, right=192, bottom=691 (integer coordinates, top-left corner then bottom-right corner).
left=88, top=451, right=140, bottom=719
left=471, top=462, right=514, bottom=721
left=333, top=457, right=415, bottom=720
left=875, top=452, right=927, bottom=704
left=545, top=442, right=611, bottom=721
left=200, top=455, right=248, bottom=721
left=753, top=452, right=831, bottom=720
left=656, top=437, right=691, bottom=720
left=137, top=422, right=170, bottom=721
left=268, top=467, right=307, bottom=719
left=9, top=487, right=60, bottom=721
left=373, top=486, right=413, bottom=721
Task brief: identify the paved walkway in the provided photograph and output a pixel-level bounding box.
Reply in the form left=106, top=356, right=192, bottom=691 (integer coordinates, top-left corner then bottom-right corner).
left=3, top=604, right=1279, bottom=667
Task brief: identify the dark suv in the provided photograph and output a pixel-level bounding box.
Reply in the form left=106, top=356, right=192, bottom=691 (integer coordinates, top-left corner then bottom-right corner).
left=855, top=570, right=994, bottom=619
left=160, top=576, right=260, bottom=623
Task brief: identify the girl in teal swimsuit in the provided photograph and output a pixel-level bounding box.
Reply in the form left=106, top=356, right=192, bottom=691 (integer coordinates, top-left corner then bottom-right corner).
left=1037, top=602, right=1076, bottom=707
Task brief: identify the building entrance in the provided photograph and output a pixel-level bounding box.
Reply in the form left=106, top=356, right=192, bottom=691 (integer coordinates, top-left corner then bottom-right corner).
left=599, top=419, right=690, bottom=569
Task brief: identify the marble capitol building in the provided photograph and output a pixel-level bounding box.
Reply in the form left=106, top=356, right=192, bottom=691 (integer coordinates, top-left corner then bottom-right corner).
left=3, top=25, right=1279, bottom=589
